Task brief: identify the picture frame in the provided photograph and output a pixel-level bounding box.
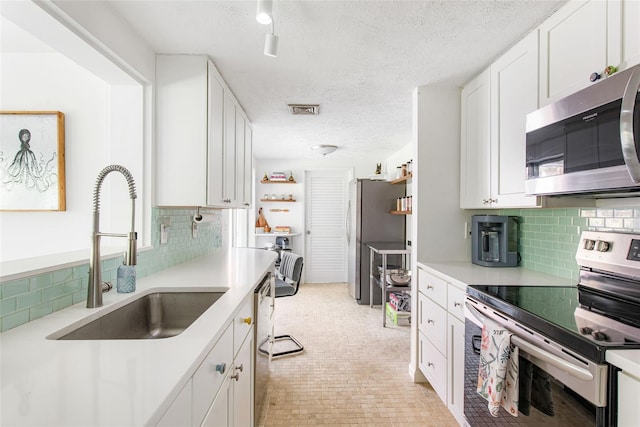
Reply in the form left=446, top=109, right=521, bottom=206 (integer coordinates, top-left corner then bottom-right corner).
left=0, top=111, right=66, bottom=211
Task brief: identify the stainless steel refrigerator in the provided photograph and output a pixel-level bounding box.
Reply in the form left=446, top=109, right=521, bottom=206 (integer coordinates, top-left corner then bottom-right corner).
left=347, top=179, right=406, bottom=305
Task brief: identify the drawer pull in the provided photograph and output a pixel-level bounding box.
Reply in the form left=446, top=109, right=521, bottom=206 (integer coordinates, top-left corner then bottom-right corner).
left=231, top=373, right=240, bottom=382
left=426, top=285, right=434, bottom=290
left=453, top=302, right=462, bottom=307
left=242, top=317, right=252, bottom=325
left=427, top=319, right=434, bottom=324
left=215, top=363, right=226, bottom=374
left=427, top=362, right=435, bottom=368
left=235, top=364, right=244, bottom=373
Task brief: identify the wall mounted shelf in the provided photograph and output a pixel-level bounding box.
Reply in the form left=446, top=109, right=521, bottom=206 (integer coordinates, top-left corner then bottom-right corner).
left=255, top=232, right=300, bottom=237
left=259, top=199, right=296, bottom=202
left=261, top=180, right=296, bottom=184
left=390, top=174, right=412, bottom=185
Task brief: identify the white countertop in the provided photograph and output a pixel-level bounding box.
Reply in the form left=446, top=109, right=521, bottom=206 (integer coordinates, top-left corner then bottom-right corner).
left=0, top=247, right=277, bottom=426
left=607, top=350, right=640, bottom=379
left=417, top=260, right=575, bottom=289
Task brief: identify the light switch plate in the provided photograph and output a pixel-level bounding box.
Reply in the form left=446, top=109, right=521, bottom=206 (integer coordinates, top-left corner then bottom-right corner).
left=160, top=224, right=169, bottom=245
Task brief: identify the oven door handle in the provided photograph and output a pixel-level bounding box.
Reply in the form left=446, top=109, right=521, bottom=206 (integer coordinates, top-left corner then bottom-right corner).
left=465, top=302, right=593, bottom=381
left=620, top=65, right=640, bottom=183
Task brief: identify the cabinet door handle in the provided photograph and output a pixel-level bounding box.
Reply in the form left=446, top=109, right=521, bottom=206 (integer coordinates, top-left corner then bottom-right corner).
left=235, top=364, right=244, bottom=373
left=427, top=362, right=435, bottom=368
left=453, top=302, right=462, bottom=307
left=242, top=317, right=252, bottom=325
left=427, top=319, right=434, bottom=324
left=215, top=363, right=226, bottom=374
left=231, top=373, right=240, bottom=382
left=426, top=285, right=433, bottom=290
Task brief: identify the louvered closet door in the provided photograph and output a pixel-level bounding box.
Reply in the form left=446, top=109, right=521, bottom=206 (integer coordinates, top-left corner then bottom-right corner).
left=304, top=170, right=349, bottom=283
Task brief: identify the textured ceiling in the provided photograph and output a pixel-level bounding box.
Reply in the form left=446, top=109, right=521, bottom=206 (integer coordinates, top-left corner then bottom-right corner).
left=11, top=0, right=569, bottom=161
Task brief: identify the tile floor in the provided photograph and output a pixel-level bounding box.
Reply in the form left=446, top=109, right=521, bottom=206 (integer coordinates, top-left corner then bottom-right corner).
left=258, top=282, right=458, bottom=426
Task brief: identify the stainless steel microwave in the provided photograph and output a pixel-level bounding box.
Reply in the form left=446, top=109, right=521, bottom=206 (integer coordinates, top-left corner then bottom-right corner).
left=525, top=63, right=640, bottom=197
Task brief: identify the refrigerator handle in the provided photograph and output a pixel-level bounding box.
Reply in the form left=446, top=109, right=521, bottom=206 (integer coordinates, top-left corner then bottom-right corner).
left=346, top=200, right=352, bottom=243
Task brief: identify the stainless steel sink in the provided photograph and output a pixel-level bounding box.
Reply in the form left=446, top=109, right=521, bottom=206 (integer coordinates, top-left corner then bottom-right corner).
left=52, top=291, right=225, bottom=340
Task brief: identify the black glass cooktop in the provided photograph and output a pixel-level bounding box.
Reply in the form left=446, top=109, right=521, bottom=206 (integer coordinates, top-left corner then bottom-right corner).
left=466, top=285, right=640, bottom=363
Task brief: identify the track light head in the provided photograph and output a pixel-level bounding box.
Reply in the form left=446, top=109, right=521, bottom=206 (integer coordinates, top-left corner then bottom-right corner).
left=256, top=0, right=273, bottom=25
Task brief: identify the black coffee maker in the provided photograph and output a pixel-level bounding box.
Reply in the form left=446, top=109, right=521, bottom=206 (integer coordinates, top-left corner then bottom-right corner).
left=471, top=215, right=519, bottom=267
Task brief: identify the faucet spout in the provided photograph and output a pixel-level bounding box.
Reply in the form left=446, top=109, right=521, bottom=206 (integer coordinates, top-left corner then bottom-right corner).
left=87, top=165, right=137, bottom=308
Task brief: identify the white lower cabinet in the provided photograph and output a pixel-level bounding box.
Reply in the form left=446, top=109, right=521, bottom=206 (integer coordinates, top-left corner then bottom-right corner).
left=447, top=314, right=465, bottom=425
left=417, top=267, right=466, bottom=425
left=155, top=294, right=255, bottom=427
left=203, top=333, right=253, bottom=427
left=204, top=375, right=232, bottom=427
left=618, top=370, right=640, bottom=427
left=193, top=325, right=234, bottom=425
left=232, top=332, right=254, bottom=427
left=157, top=380, right=193, bottom=427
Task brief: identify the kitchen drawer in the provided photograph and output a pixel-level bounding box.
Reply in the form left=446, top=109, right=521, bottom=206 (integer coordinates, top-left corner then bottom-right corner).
left=418, top=268, right=447, bottom=307
left=447, top=284, right=466, bottom=321
left=418, top=292, right=447, bottom=354
left=419, top=330, right=447, bottom=404
left=192, top=323, right=233, bottom=426
left=234, top=294, right=253, bottom=357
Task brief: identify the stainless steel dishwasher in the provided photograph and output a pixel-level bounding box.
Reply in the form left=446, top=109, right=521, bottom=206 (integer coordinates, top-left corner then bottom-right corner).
left=254, top=272, right=274, bottom=425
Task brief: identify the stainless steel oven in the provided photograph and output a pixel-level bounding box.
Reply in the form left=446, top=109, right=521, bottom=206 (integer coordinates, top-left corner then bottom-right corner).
left=464, top=231, right=640, bottom=426
left=525, top=63, right=640, bottom=197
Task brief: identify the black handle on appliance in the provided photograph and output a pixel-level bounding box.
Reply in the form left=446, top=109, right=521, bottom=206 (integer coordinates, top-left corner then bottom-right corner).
left=620, top=65, right=640, bottom=183
left=472, top=335, right=482, bottom=355
left=482, top=234, right=489, bottom=253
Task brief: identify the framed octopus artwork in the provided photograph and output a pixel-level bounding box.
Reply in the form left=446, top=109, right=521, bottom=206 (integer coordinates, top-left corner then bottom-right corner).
left=0, top=111, right=66, bottom=211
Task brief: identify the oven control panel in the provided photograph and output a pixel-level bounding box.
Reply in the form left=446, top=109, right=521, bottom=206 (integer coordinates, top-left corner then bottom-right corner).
left=626, top=239, right=640, bottom=261
left=576, top=231, right=640, bottom=278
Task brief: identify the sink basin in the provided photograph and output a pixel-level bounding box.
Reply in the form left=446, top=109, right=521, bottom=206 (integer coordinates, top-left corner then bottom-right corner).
left=52, top=291, right=225, bottom=340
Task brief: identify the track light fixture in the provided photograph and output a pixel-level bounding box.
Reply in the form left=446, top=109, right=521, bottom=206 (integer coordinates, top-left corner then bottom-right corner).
left=257, top=0, right=279, bottom=57
left=256, top=0, right=273, bottom=25
left=264, top=21, right=279, bottom=57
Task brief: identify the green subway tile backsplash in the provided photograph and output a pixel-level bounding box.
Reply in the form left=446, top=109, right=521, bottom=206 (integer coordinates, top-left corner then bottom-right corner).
left=500, top=208, right=587, bottom=282
left=501, top=205, right=640, bottom=282
left=0, top=207, right=223, bottom=332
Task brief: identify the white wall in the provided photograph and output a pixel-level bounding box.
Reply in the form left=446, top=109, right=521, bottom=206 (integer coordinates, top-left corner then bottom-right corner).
left=412, top=86, right=469, bottom=264
left=385, top=143, right=412, bottom=180
left=0, top=53, right=110, bottom=261
left=0, top=1, right=156, bottom=264
left=409, top=84, right=468, bottom=383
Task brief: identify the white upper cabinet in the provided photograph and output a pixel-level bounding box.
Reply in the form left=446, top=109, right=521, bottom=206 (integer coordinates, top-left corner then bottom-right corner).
left=244, top=123, right=253, bottom=207
left=489, top=31, right=541, bottom=208
left=223, top=91, right=238, bottom=205
left=207, top=68, right=225, bottom=207
left=156, top=54, right=252, bottom=209
left=460, top=68, right=491, bottom=209
left=539, top=0, right=639, bottom=106
left=620, top=0, right=640, bottom=69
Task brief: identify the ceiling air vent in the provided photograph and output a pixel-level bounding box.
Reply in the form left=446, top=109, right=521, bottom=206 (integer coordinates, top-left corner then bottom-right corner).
left=288, top=104, right=319, bottom=115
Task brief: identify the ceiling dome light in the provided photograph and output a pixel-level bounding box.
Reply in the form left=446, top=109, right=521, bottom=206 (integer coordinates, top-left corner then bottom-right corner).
left=256, top=0, right=273, bottom=25
left=311, top=145, right=338, bottom=156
